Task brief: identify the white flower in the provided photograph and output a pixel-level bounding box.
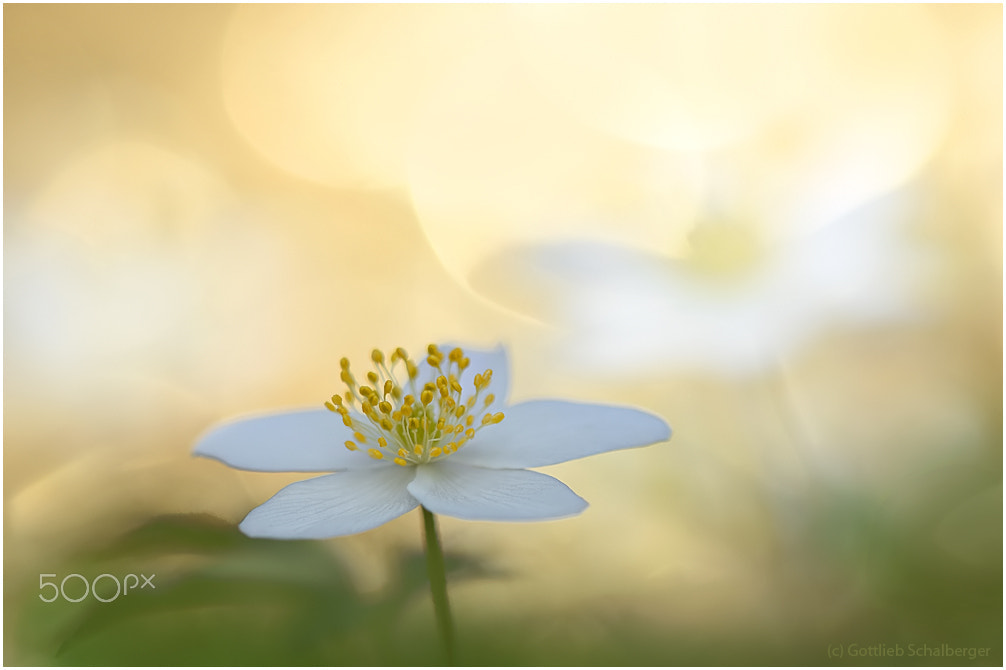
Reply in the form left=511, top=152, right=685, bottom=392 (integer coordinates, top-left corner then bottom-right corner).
left=471, top=190, right=930, bottom=376
left=194, top=344, right=671, bottom=539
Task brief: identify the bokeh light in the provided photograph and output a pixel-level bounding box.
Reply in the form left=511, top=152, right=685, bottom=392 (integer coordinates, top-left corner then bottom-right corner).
left=4, top=4, right=1001, bottom=666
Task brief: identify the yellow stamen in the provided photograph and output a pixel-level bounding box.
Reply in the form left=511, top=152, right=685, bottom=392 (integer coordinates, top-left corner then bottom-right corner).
left=328, top=344, right=507, bottom=467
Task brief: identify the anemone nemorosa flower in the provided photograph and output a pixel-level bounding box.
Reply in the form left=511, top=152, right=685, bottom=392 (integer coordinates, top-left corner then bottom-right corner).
left=195, top=344, right=671, bottom=538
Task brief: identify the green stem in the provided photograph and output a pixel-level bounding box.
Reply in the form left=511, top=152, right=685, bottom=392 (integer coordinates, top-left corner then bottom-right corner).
left=421, top=506, right=455, bottom=665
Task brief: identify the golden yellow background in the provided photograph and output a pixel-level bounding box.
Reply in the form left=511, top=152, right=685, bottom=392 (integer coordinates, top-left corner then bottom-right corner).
left=4, top=4, right=1001, bottom=664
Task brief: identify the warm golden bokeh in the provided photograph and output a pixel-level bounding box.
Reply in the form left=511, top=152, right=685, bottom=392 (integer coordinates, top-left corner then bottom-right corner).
left=4, top=4, right=1001, bottom=665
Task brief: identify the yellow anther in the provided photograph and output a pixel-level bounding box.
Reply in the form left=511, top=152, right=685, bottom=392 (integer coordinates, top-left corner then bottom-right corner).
left=329, top=343, right=505, bottom=467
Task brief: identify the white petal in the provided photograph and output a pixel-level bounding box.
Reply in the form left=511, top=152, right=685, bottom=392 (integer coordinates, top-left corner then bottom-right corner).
left=407, top=461, right=587, bottom=521
left=194, top=409, right=383, bottom=472
left=240, top=467, right=420, bottom=539
left=450, top=400, right=671, bottom=469
left=415, top=342, right=510, bottom=402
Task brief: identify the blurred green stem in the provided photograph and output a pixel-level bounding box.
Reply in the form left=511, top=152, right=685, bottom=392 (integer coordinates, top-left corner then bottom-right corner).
left=421, top=506, right=455, bottom=665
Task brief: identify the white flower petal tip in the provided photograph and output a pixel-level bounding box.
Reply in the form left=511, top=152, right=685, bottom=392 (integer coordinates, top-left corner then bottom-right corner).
left=239, top=469, right=419, bottom=539
left=449, top=400, right=672, bottom=469
left=193, top=408, right=378, bottom=473
left=407, top=461, right=588, bottom=522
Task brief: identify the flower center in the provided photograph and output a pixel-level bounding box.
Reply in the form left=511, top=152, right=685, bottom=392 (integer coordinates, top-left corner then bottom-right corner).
left=325, top=344, right=504, bottom=467
left=683, top=218, right=765, bottom=281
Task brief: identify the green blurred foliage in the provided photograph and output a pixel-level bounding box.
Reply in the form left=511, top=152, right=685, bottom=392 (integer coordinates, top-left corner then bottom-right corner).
left=8, top=463, right=1001, bottom=668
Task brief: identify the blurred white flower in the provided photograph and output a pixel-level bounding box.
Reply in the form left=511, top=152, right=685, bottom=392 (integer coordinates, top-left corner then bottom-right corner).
left=195, top=344, right=670, bottom=538
left=470, top=190, right=931, bottom=376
